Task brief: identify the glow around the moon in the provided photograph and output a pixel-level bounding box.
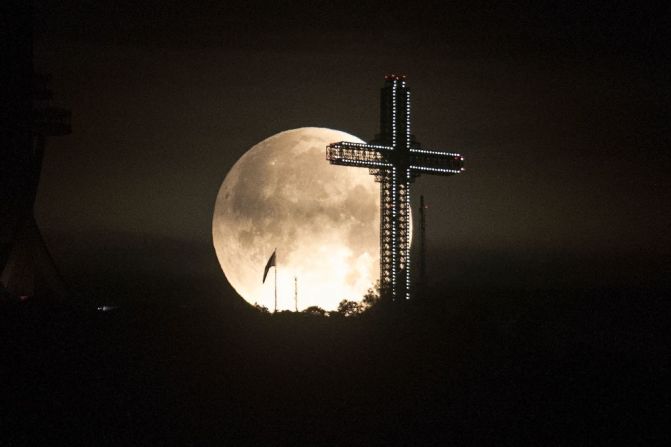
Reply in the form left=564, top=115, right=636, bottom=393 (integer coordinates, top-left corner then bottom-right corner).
left=212, top=128, right=379, bottom=311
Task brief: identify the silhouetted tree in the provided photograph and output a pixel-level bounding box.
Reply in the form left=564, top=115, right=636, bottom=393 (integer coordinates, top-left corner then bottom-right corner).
left=330, top=282, right=382, bottom=318
left=362, top=280, right=381, bottom=309
left=253, top=303, right=270, bottom=314
left=336, top=299, right=364, bottom=317
left=303, top=306, right=327, bottom=316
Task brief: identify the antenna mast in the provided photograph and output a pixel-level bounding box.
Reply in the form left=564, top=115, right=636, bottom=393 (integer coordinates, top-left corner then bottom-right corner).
left=419, top=195, right=427, bottom=294
left=294, top=276, right=298, bottom=312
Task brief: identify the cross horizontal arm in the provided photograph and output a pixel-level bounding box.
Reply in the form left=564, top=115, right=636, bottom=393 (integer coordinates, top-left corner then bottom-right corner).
left=326, top=141, right=394, bottom=169
left=409, top=148, right=465, bottom=175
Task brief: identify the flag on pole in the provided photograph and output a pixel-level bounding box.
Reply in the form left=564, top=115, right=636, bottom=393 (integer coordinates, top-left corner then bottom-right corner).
left=262, top=250, right=276, bottom=283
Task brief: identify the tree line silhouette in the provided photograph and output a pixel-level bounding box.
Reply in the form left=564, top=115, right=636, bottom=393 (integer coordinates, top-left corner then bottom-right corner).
left=254, top=281, right=381, bottom=317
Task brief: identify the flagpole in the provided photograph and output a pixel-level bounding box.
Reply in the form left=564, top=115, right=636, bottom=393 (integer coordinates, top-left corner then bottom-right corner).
left=274, top=259, right=277, bottom=313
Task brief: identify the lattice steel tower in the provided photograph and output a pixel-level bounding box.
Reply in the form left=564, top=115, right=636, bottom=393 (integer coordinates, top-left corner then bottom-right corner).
left=327, top=74, right=464, bottom=301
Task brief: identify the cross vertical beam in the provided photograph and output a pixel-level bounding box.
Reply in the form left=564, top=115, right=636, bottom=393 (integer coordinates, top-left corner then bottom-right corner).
left=327, top=75, right=465, bottom=302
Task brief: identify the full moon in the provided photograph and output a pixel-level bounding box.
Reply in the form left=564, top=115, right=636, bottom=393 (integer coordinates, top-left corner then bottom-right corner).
left=212, top=128, right=380, bottom=311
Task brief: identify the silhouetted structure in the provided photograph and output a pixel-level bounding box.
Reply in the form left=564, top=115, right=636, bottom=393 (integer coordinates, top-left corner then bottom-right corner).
left=327, top=75, right=464, bottom=301
left=0, top=67, right=71, bottom=300
left=417, top=194, right=428, bottom=296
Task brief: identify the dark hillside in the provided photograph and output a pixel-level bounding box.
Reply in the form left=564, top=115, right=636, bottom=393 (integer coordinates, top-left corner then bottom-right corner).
left=2, top=287, right=667, bottom=445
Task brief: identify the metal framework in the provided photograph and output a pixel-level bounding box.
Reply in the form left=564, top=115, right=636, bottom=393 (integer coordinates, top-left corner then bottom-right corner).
left=326, top=74, right=464, bottom=301
left=1, top=73, right=71, bottom=300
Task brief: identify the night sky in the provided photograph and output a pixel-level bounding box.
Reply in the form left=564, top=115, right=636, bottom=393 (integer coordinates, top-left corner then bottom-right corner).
left=32, top=1, right=669, bottom=303
left=4, top=2, right=670, bottom=445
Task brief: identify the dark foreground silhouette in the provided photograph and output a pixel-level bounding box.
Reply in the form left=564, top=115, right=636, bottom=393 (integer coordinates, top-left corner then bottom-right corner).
left=2, top=287, right=668, bottom=446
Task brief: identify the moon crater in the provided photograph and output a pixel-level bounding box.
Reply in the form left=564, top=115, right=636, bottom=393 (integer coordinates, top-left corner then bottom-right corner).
left=212, top=127, right=380, bottom=311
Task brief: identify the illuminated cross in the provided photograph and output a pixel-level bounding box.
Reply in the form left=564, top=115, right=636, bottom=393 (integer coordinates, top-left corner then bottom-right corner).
left=327, top=74, right=464, bottom=301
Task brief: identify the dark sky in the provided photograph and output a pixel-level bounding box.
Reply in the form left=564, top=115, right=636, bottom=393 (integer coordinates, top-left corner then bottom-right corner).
left=32, top=1, right=670, bottom=304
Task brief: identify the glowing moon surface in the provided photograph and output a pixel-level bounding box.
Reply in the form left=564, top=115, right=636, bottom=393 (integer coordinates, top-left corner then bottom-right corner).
left=212, top=128, right=379, bottom=311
